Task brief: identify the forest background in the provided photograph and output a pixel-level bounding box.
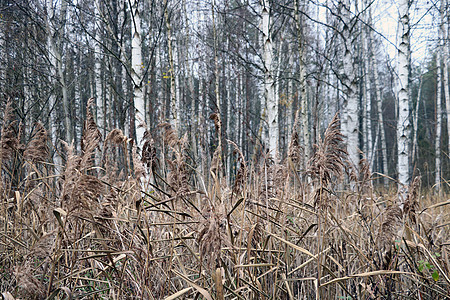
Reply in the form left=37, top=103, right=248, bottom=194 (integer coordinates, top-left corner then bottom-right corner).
left=0, top=0, right=449, bottom=186
left=0, top=0, right=449, bottom=299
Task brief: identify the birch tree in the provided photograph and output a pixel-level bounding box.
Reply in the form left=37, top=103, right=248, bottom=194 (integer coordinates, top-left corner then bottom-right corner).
left=435, top=50, right=442, bottom=188
left=45, top=0, right=62, bottom=169
left=362, top=5, right=372, bottom=168
left=182, top=0, right=195, bottom=125
left=57, top=0, right=71, bottom=143
left=342, top=0, right=359, bottom=167
left=94, top=0, right=104, bottom=136
left=294, top=0, right=309, bottom=166
left=130, top=0, right=145, bottom=148
left=441, top=0, right=450, bottom=169
left=435, top=0, right=446, bottom=189
left=261, top=0, right=277, bottom=158
left=412, top=75, right=422, bottom=165
left=397, top=0, right=411, bottom=188
left=165, top=0, right=180, bottom=130
left=211, top=0, right=221, bottom=116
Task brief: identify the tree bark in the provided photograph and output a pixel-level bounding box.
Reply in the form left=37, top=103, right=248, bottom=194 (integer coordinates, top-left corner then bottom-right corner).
left=45, top=0, right=62, bottom=171
left=94, top=0, right=104, bottom=137
left=363, top=23, right=372, bottom=169
left=412, top=75, right=422, bottom=167
left=211, top=0, right=220, bottom=112
left=397, top=0, right=411, bottom=188
left=441, top=0, right=450, bottom=169
left=165, top=0, right=179, bottom=130
left=435, top=51, right=442, bottom=189
left=294, top=0, right=309, bottom=167
left=262, top=0, right=278, bottom=158
left=342, top=1, right=359, bottom=167
left=131, top=0, right=145, bottom=148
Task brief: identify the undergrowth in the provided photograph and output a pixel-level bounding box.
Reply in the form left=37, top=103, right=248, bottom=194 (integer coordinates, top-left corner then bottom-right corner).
left=0, top=101, right=449, bottom=299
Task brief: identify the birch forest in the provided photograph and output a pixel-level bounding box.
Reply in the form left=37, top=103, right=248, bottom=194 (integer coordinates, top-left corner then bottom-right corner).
left=0, top=0, right=449, bottom=299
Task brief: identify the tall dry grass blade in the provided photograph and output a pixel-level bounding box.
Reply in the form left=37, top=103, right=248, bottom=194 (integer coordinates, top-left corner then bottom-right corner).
left=404, top=176, right=420, bottom=224
left=1, top=101, right=21, bottom=162
left=358, top=157, right=372, bottom=190
left=158, top=122, right=178, bottom=148
left=228, top=140, right=247, bottom=196
left=214, top=267, right=224, bottom=300
left=308, top=113, right=346, bottom=188
left=321, top=270, right=417, bottom=287
left=172, top=270, right=214, bottom=300
left=209, top=113, right=222, bottom=145
left=197, top=204, right=225, bottom=270
left=264, top=230, right=314, bottom=258
left=81, top=98, right=102, bottom=168
left=164, top=287, right=193, bottom=300
left=14, top=262, right=46, bottom=299
left=60, top=140, right=104, bottom=216
left=287, top=109, right=302, bottom=166
left=132, top=141, right=146, bottom=182
left=24, top=122, right=49, bottom=163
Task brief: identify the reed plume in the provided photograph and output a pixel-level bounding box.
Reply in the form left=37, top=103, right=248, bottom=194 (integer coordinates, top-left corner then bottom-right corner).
left=24, top=122, right=49, bottom=163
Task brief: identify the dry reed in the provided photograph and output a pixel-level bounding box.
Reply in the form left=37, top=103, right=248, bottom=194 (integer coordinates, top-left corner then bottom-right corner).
left=0, top=107, right=448, bottom=300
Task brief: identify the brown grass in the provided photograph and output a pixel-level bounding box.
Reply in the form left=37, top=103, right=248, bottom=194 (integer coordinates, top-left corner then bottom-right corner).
left=0, top=106, right=449, bottom=299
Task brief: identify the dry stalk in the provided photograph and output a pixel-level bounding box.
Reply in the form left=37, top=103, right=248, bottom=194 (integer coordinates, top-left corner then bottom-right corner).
left=308, top=113, right=346, bottom=298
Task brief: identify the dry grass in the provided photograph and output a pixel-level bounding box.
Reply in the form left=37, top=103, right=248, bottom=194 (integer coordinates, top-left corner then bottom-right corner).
left=0, top=105, right=449, bottom=299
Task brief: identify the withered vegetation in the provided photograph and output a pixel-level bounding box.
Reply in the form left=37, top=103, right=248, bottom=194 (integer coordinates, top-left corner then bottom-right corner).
left=0, top=103, right=449, bottom=300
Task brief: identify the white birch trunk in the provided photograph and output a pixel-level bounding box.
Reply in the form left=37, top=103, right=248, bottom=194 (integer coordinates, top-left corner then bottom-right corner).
left=182, top=0, right=195, bottom=112
left=275, top=40, right=283, bottom=152
left=164, top=0, right=178, bottom=129
left=342, top=1, right=359, bottom=167
left=262, top=0, right=277, bottom=158
left=198, top=76, right=207, bottom=178
left=294, top=0, right=309, bottom=166
left=106, top=60, right=112, bottom=129
left=435, top=4, right=446, bottom=189
left=131, top=0, right=145, bottom=148
left=155, top=44, right=162, bottom=125
left=212, top=0, right=221, bottom=115
left=174, top=41, right=180, bottom=128
left=226, top=63, right=232, bottom=183
left=435, top=51, right=442, bottom=188
left=446, top=55, right=450, bottom=161
left=94, top=0, right=104, bottom=136
left=363, top=26, right=372, bottom=168
left=198, top=76, right=204, bottom=134
left=238, top=71, right=244, bottom=150
left=412, top=75, right=422, bottom=165
left=45, top=0, right=62, bottom=171
left=74, top=53, right=81, bottom=152
left=119, top=0, right=128, bottom=132
left=397, top=0, right=411, bottom=187
left=120, top=17, right=128, bottom=89
left=441, top=0, right=450, bottom=166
